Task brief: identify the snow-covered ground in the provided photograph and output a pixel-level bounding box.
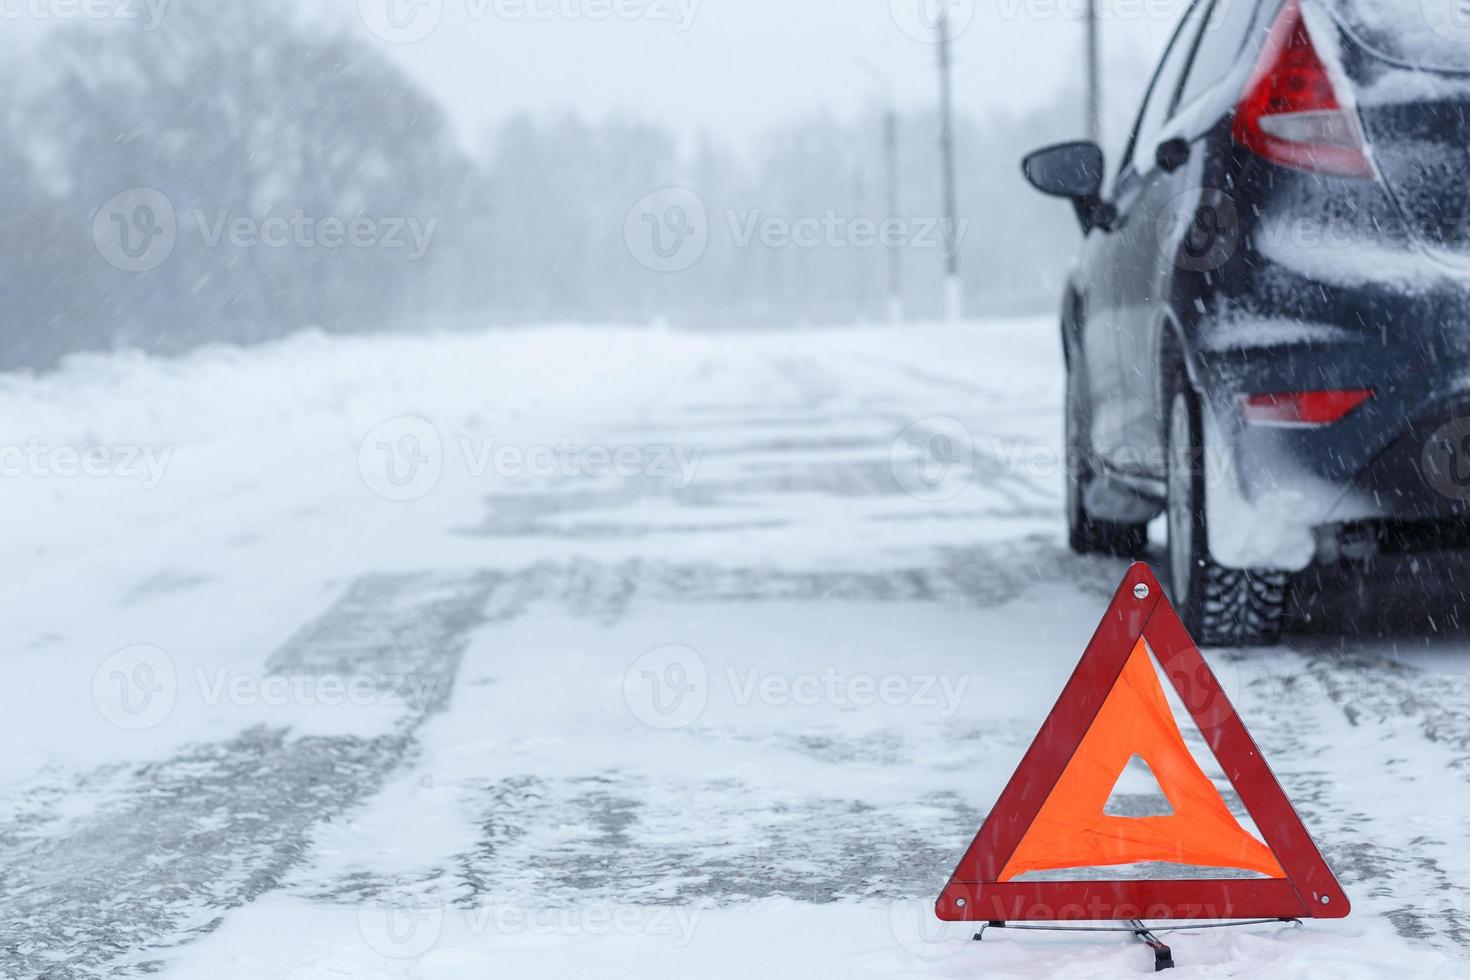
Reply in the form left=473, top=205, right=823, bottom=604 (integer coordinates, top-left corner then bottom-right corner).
left=0, top=319, right=1466, bottom=977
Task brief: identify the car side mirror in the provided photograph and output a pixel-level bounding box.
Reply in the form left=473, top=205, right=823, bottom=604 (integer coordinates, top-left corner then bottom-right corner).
left=1021, top=141, right=1115, bottom=233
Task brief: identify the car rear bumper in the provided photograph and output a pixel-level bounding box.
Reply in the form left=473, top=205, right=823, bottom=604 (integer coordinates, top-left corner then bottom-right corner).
left=1190, top=322, right=1470, bottom=570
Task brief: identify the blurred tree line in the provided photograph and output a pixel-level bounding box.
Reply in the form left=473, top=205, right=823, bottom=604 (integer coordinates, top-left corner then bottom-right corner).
left=0, top=0, right=1121, bottom=370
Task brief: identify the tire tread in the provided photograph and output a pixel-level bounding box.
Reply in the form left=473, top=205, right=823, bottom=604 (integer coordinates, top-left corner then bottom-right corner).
left=1195, top=563, right=1288, bottom=647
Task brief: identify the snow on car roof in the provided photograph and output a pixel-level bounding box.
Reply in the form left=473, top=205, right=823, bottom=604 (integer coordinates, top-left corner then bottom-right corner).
left=1320, top=0, right=1470, bottom=71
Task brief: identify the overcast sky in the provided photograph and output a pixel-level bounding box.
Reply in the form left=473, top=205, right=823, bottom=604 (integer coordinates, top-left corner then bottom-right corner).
left=343, top=0, right=1182, bottom=147
left=4, top=0, right=1183, bottom=148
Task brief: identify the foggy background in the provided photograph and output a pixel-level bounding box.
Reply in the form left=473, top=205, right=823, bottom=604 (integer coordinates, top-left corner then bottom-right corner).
left=0, top=0, right=1181, bottom=370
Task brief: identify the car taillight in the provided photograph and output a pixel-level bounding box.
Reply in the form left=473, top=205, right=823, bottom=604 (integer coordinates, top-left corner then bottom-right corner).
left=1232, top=0, right=1374, bottom=179
left=1239, top=389, right=1373, bottom=426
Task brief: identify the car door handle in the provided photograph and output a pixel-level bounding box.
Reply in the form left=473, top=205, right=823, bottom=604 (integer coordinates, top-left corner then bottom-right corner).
left=1155, top=138, right=1191, bottom=174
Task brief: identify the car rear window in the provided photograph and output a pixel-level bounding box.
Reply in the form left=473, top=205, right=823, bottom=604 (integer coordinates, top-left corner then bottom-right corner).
left=1323, top=0, right=1470, bottom=70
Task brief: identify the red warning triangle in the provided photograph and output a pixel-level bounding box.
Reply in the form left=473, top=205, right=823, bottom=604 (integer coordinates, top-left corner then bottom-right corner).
left=936, top=563, right=1348, bottom=922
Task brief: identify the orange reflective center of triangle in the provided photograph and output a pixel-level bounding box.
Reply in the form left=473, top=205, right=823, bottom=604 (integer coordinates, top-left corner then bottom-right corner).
left=999, top=639, right=1286, bottom=881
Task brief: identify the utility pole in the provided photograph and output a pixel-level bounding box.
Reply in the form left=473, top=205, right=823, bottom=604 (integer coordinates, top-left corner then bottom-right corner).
left=1086, top=0, right=1102, bottom=145
left=857, top=58, right=905, bottom=325
left=855, top=163, right=870, bottom=321
left=936, top=7, right=962, bottom=322
left=881, top=107, right=903, bottom=324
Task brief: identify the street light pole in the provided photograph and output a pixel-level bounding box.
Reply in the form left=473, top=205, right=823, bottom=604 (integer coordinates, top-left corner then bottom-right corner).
left=936, top=7, right=962, bottom=322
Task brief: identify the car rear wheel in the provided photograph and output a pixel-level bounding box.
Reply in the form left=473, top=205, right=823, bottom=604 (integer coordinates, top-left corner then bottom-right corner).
left=1066, top=355, right=1147, bottom=557
left=1166, top=387, right=1287, bottom=647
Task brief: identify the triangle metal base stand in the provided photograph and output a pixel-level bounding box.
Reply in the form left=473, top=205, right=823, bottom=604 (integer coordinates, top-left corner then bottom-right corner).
left=1128, top=920, right=1174, bottom=972
left=974, top=917, right=1303, bottom=973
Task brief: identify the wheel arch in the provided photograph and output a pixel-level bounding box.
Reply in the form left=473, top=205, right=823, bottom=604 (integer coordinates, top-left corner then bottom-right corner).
left=1060, top=287, right=1085, bottom=370
left=1155, top=310, right=1204, bottom=445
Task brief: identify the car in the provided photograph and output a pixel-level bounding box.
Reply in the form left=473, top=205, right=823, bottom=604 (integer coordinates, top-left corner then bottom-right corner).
left=1021, top=0, right=1470, bottom=645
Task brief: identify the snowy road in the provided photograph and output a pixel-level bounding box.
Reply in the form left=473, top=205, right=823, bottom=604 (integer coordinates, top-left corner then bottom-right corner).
left=0, top=320, right=1466, bottom=977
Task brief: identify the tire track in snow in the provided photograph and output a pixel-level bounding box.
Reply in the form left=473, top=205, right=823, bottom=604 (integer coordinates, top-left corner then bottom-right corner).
left=294, top=549, right=1121, bottom=914
left=446, top=775, right=979, bottom=906
left=456, top=452, right=1054, bottom=540
left=0, top=540, right=1116, bottom=976
left=1299, top=651, right=1470, bottom=949
left=0, top=572, right=499, bottom=980
left=1224, top=647, right=1470, bottom=951
left=457, top=348, right=1060, bottom=544
left=440, top=545, right=1122, bottom=625
left=306, top=773, right=984, bottom=910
